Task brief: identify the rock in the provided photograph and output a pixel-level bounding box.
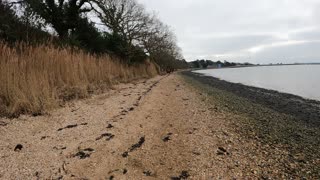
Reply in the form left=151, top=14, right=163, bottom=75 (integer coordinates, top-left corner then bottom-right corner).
left=14, top=144, right=23, bottom=151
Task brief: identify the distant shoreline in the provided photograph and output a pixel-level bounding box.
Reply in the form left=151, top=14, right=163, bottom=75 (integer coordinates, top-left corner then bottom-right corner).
left=192, top=62, right=320, bottom=70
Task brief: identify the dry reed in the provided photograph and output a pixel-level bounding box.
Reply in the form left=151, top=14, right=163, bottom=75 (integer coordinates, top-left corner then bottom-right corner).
left=0, top=42, right=158, bottom=117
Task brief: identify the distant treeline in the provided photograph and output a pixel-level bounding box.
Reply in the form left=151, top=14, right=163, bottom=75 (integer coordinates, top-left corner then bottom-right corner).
left=0, top=0, right=188, bottom=70
left=189, top=59, right=253, bottom=68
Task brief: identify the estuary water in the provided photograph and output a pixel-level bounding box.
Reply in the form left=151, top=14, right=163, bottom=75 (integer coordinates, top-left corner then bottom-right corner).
left=195, top=65, right=320, bottom=101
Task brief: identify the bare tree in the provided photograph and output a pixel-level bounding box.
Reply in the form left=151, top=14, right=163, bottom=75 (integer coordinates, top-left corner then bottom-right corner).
left=139, top=15, right=184, bottom=69
left=142, top=17, right=181, bottom=56
left=94, top=0, right=150, bottom=43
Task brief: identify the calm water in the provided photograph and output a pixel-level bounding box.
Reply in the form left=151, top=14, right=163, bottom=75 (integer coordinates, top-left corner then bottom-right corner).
left=195, top=65, right=320, bottom=101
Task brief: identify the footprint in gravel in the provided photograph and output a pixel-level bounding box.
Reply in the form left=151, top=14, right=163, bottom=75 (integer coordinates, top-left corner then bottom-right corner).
left=122, top=136, right=145, bottom=158
left=217, top=147, right=230, bottom=155
left=96, top=133, right=115, bottom=141
left=171, top=171, right=190, bottom=180
left=162, top=133, right=173, bottom=142
left=74, top=148, right=94, bottom=159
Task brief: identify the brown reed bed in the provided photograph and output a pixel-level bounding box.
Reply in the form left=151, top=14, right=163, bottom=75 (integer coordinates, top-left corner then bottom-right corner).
left=0, top=42, right=158, bottom=117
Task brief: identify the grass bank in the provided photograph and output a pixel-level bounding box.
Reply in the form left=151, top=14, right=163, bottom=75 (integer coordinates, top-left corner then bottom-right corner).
left=181, top=71, right=320, bottom=178
left=0, top=43, right=158, bottom=117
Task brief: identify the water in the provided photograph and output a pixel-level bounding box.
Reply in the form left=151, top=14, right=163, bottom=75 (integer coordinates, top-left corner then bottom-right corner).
left=195, top=65, right=320, bottom=101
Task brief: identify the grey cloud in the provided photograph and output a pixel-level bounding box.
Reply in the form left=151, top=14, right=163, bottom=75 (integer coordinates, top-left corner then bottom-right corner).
left=182, top=34, right=276, bottom=54
left=290, top=29, right=320, bottom=41
left=252, top=41, right=320, bottom=63
left=139, top=0, right=320, bottom=63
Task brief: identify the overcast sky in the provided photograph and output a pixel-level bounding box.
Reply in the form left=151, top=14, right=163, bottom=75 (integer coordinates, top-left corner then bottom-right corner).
left=138, top=0, right=320, bottom=63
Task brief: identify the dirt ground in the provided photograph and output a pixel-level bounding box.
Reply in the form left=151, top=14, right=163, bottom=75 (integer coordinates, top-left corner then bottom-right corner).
left=0, top=74, right=308, bottom=179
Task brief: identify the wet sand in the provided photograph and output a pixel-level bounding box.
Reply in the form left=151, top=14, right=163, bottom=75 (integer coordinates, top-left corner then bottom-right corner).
left=0, top=73, right=319, bottom=179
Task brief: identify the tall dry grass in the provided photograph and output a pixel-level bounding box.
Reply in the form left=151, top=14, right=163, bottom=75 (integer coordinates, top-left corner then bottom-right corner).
left=0, top=42, right=158, bottom=117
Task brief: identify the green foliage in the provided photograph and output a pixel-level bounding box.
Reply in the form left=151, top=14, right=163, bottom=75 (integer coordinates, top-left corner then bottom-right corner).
left=0, top=1, right=50, bottom=43
left=69, top=18, right=106, bottom=54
